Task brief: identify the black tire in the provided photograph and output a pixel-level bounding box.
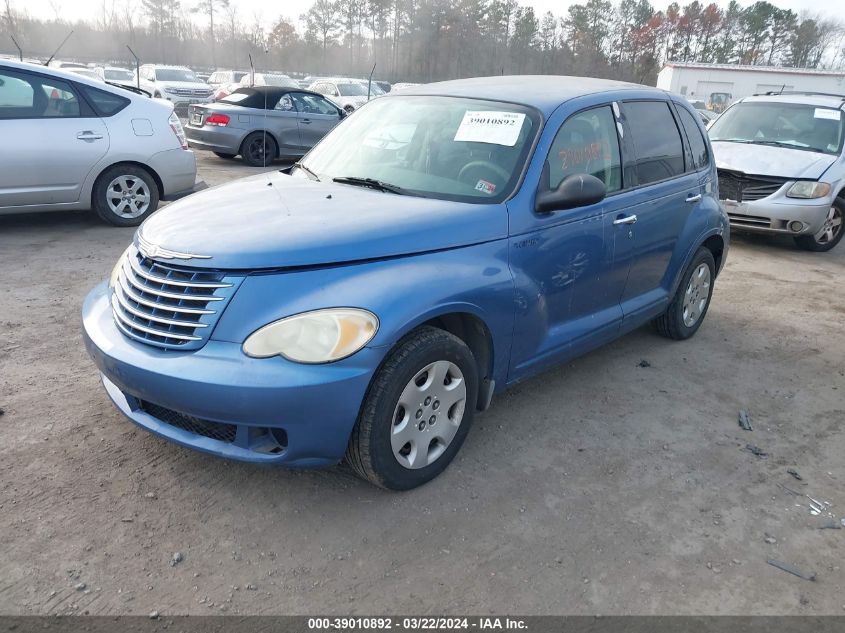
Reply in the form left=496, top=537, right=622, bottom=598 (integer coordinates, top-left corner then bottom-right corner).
left=92, top=164, right=160, bottom=227
left=793, top=198, right=844, bottom=252
left=346, top=326, right=479, bottom=491
left=240, top=132, right=277, bottom=167
left=654, top=247, right=716, bottom=340
left=213, top=151, right=236, bottom=159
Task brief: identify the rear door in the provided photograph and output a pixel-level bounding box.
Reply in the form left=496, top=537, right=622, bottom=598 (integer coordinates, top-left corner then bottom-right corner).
left=617, top=99, right=701, bottom=323
left=290, top=92, right=342, bottom=148
left=0, top=67, right=108, bottom=209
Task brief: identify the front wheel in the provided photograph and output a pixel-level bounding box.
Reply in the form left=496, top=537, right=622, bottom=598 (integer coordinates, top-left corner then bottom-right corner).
left=794, top=199, right=844, bottom=252
left=653, top=247, right=716, bottom=340
left=240, top=132, right=276, bottom=167
left=346, top=327, right=478, bottom=490
left=92, top=165, right=159, bottom=227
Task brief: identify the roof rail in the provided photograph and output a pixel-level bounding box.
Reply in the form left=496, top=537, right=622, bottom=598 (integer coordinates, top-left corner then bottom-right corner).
left=756, top=90, right=845, bottom=100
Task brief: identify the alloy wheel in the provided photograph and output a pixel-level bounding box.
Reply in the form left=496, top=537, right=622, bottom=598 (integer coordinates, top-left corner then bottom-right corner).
left=813, top=206, right=843, bottom=245
left=682, top=263, right=711, bottom=327
left=106, top=175, right=151, bottom=219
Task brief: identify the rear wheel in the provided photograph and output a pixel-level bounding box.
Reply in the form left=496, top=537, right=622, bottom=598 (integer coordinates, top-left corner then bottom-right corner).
left=92, top=164, right=159, bottom=227
left=346, top=327, right=478, bottom=490
left=794, top=199, right=844, bottom=252
left=654, top=247, right=716, bottom=340
left=240, top=132, right=276, bottom=167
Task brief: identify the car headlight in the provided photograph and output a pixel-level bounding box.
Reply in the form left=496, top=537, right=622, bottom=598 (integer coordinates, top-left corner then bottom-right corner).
left=787, top=181, right=831, bottom=199
left=242, top=308, right=379, bottom=363
left=109, top=246, right=131, bottom=289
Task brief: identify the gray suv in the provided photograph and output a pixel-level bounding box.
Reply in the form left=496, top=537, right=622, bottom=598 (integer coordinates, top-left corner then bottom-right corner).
left=709, top=92, right=844, bottom=252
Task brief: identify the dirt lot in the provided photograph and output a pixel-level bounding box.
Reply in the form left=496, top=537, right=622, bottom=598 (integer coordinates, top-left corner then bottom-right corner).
left=1, top=152, right=843, bottom=616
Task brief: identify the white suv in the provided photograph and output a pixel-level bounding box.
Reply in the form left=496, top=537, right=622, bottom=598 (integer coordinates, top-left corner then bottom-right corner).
left=709, top=92, right=844, bottom=252
left=0, top=59, right=197, bottom=226
left=137, top=65, right=214, bottom=117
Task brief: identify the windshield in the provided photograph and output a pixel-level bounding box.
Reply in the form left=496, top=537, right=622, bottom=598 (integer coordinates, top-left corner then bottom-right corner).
left=105, top=69, right=133, bottom=81
left=337, top=82, right=368, bottom=97
left=155, top=68, right=198, bottom=82
left=709, top=101, right=844, bottom=155
left=298, top=96, right=538, bottom=203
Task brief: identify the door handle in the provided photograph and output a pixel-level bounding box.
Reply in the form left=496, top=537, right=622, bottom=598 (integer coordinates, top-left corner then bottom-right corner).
left=301, top=118, right=312, bottom=124
left=686, top=193, right=702, bottom=203
left=77, top=131, right=104, bottom=140
left=613, top=214, right=638, bottom=225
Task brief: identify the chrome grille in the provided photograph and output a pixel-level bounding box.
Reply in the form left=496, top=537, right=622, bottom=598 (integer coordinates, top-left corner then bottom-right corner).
left=718, top=170, right=787, bottom=202
left=168, top=88, right=213, bottom=98
left=111, top=247, right=241, bottom=350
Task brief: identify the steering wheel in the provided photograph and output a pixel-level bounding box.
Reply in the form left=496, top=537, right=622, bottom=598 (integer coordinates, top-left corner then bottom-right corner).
left=458, top=160, right=510, bottom=187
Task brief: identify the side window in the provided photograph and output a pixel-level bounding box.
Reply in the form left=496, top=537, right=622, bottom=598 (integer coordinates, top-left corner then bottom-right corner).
left=676, top=106, right=709, bottom=171
left=0, top=70, right=79, bottom=118
left=544, top=105, right=622, bottom=193
left=79, top=85, right=130, bottom=117
left=291, top=92, right=339, bottom=116
left=275, top=93, right=295, bottom=112
left=623, top=101, right=685, bottom=185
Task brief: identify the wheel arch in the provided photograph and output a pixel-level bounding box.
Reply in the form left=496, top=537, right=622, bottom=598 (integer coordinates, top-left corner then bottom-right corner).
left=91, top=160, right=164, bottom=205
left=701, top=233, right=725, bottom=276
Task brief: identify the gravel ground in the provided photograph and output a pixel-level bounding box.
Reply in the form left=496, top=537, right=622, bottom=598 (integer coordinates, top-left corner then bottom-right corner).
left=1, top=153, right=843, bottom=615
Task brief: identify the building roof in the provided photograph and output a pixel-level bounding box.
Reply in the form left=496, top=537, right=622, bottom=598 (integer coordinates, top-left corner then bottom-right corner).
left=662, top=62, right=845, bottom=78
left=398, top=75, right=658, bottom=115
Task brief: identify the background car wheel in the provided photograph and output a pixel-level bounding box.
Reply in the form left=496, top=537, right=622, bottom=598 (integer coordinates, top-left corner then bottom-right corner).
left=793, top=198, right=844, bottom=252
left=653, top=247, right=716, bottom=340
left=346, top=326, right=479, bottom=491
left=241, top=132, right=276, bottom=167
left=213, top=151, right=236, bottom=159
left=92, top=165, right=159, bottom=227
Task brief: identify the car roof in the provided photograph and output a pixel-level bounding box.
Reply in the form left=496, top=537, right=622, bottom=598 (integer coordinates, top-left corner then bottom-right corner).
left=739, top=93, right=845, bottom=109
left=1, top=58, right=126, bottom=92
left=397, top=75, right=661, bottom=115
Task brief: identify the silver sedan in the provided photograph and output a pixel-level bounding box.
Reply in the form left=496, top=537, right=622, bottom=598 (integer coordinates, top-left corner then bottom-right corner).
left=185, top=87, right=345, bottom=166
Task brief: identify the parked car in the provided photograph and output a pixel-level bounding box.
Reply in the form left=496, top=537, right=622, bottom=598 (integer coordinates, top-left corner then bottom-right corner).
left=0, top=59, right=197, bottom=226
left=185, top=86, right=344, bottom=166
left=708, top=92, right=844, bottom=251
left=67, top=67, right=103, bottom=82
left=239, top=72, right=298, bottom=88
left=82, top=75, right=728, bottom=489
left=96, top=66, right=136, bottom=89
left=136, top=65, right=214, bottom=117
left=307, top=77, right=377, bottom=112
left=212, top=82, right=241, bottom=101
left=207, top=69, right=248, bottom=89
left=391, top=82, right=420, bottom=91
left=697, top=108, right=717, bottom=125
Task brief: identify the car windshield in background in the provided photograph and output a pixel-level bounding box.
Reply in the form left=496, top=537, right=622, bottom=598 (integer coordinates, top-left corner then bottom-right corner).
left=233, top=71, right=247, bottom=82
left=709, top=101, right=844, bottom=155
left=155, top=68, right=198, bottom=82
left=105, top=69, right=134, bottom=81
left=337, top=82, right=368, bottom=96
left=298, top=96, right=538, bottom=203
left=261, top=75, right=295, bottom=86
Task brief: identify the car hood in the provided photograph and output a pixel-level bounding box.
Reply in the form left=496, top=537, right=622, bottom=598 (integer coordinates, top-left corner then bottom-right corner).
left=138, top=172, right=506, bottom=270
left=712, top=140, right=836, bottom=180
left=160, top=81, right=212, bottom=91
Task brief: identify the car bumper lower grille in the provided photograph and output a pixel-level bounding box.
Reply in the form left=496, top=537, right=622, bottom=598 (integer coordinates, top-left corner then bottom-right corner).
left=139, top=401, right=237, bottom=443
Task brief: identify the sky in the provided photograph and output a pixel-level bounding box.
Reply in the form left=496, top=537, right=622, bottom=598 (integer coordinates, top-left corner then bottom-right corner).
left=19, top=0, right=839, bottom=31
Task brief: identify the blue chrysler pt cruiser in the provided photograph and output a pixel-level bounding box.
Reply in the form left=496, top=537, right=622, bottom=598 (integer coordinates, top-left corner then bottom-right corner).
left=83, top=76, right=728, bottom=490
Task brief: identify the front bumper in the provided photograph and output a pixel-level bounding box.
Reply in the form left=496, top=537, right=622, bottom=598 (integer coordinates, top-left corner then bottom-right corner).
left=722, top=197, right=831, bottom=236
left=82, top=282, right=379, bottom=467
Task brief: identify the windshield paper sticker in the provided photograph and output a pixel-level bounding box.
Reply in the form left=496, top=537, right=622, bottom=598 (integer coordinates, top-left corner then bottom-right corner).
left=454, top=111, right=526, bottom=146
left=475, top=179, right=497, bottom=195
left=814, top=108, right=841, bottom=120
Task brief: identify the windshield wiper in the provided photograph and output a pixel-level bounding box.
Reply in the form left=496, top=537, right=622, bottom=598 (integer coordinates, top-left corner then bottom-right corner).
left=752, top=140, right=809, bottom=149
left=292, top=162, right=320, bottom=182
left=332, top=176, right=409, bottom=195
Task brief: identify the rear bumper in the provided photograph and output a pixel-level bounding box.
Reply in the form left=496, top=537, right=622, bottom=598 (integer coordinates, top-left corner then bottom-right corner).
left=185, top=126, right=244, bottom=155
left=148, top=147, right=197, bottom=197
left=722, top=198, right=831, bottom=236
left=82, top=281, right=379, bottom=467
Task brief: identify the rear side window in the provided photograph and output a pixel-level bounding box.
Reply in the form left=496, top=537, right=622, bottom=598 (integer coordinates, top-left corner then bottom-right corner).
left=79, top=85, right=130, bottom=116
left=0, top=69, right=79, bottom=118
left=624, top=101, right=685, bottom=185
left=676, top=106, right=709, bottom=170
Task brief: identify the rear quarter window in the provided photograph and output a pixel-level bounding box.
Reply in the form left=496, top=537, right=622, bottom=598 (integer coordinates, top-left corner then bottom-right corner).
left=79, top=85, right=130, bottom=116
left=623, top=100, right=685, bottom=186
left=676, top=106, right=709, bottom=170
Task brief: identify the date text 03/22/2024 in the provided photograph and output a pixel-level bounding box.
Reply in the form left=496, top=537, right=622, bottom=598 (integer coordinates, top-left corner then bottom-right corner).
left=306, top=617, right=528, bottom=630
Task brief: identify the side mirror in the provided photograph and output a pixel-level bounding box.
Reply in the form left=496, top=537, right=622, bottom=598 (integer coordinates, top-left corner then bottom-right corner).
left=535, top=174, right=606, bottom=214
left=338, top=108, right=347, bottom=119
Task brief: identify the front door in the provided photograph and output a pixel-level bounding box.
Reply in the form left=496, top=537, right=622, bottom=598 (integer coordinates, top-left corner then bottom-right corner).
left=290, top=92, right=342, bottom=149
left=508, top=104, right=631, bottom=382
left=0, top=67, right=108, bottom=209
